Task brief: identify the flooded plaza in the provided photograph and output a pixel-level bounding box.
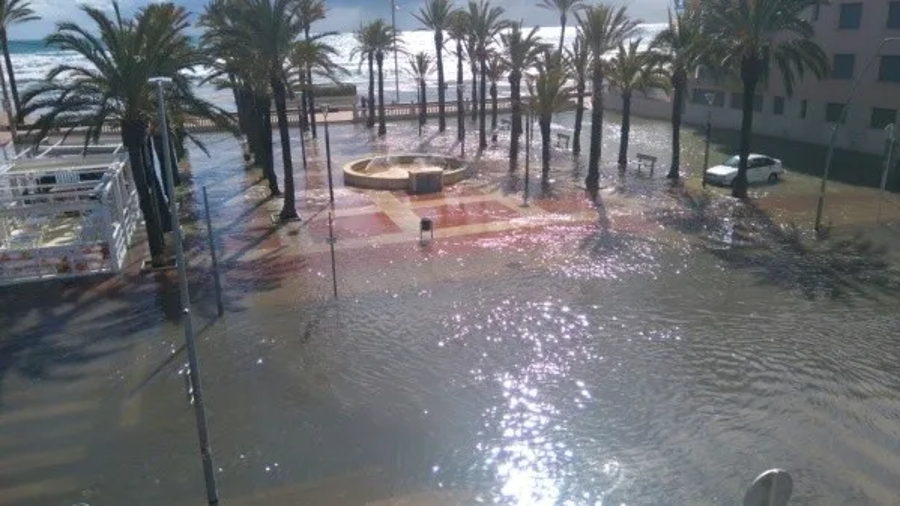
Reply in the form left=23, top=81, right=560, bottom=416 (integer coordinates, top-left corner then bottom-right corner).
left=2, top=115, right=900, bottom=506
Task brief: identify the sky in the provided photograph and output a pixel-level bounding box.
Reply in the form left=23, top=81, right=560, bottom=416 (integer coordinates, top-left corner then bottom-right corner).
left=12, top=0, right=671, bottom=39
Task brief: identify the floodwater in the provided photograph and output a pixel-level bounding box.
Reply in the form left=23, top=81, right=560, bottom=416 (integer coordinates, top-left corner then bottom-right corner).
left=2, top=116, right=900, bottom=506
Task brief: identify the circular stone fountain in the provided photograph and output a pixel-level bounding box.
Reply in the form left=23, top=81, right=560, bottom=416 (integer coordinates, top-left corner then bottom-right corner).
left=342, top=154, right=469, bottom=192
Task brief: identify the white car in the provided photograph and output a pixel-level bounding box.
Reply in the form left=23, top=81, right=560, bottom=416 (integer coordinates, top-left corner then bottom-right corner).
left=704, top=154, right=784, bottom=186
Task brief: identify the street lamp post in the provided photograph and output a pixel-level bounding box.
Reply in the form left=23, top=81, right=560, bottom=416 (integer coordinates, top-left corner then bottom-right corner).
left=323, top=105, right=335, bottom=205
left=524, top=99, right=532, bottom=207
left=877, top=123, right=896, bottom=223
left=702, top=92, right=715, bottom=188
left=149, top=77, right=220, bottom=506
left=815, top=37, right=900, bottom=232
left=391, top=0, right=400, bottom=104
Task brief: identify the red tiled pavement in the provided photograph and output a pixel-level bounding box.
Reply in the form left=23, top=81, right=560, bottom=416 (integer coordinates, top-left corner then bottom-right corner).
left=392, top=186, right=485, bottom=203
left=535, top=194, right=598, bottom=214
left=307, top=211, right=403, bottom=241
left=413, top=201, right=521, bottom=228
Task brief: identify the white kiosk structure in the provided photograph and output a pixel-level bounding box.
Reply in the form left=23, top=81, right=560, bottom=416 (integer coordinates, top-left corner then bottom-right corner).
left=0, top=142, right=140, bottom=284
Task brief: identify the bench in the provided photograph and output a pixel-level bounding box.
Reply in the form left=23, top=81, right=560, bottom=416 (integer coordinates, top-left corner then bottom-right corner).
left=556, top=132, right=571, bottom=150
left=636, top=153, right=657, bottom=177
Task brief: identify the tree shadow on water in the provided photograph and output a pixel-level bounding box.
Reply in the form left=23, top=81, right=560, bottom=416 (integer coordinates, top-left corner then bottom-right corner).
left=656, top=188, right=900, bottom=301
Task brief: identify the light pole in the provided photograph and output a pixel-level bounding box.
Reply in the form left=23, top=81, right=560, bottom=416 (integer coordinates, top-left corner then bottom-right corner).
left=877, top=122, right=897, bottom=223
left=323, top=105, right=335, bottom=205
left=523, top=98, right=532, bottom=207
left=391, top=0, right=400, bottom=104
left=702, top=92, right=715, bottom=188
left=815, top=37, right=900, bottom=232
left=149, top=77, right=220, bottom=506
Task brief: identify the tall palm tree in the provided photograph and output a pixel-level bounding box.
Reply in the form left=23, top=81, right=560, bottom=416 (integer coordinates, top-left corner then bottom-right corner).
left=608, top=39, right=669, bottom=171
left=407, top=52, right=435, bottom=127
left=199, top=0, right=281, bottom=196
left=527, top=51, right=574, bottom=182
left=366, top=19, right=398, bottom=136
left=707, top=0, right=828, bottom=198
left=297, top=0, right=327, bottom=138
left=500, top=22, right=547, bottom=163
left=291, top=35, right=347, bottom=137
left=564, top=33, right=589, bottom=155
left=464, top=23, right=480, bottom=123
left=466, top=0, right=509, bottom=150
left=536, top=0, right=583, bottom=53
left=577, top=5, right=639, bottom=189
left=218, top=0, right=304, bottom=221
left=351, top=22, right=378, bottom=129
left=485, top=52, right=507, bottom=134
left=414, top=0, right=455, bottom=132
left=21, top=2, right=231, bottom=267
left=0, top=0, right=37, bottom=118
left=447, top=10, right=468, bottom=141
left=651, top=3, right=708, bottom=180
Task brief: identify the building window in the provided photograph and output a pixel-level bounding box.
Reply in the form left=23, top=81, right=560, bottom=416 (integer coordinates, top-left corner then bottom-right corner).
left=691, top=88, right=724, bottom=106
left=774, top=96, right=785, bottom=115
left=800, top=100, right=808, bottom=119
left=889, top=2, right=900, bottom=28
left=826, top=102, right=847, bottom=123
left=832, top=54, right=855, bottom=79
left=871, top=107, right=897, bottom=129
left=730, top=92, right=763, bottom=112
left=838, top=3, right=862, bottom=29
left=878, top=55, right=900, bottom=82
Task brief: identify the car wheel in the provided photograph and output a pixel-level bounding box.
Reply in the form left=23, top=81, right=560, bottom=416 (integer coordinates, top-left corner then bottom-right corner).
left=768, top=173, right=779, bottom=184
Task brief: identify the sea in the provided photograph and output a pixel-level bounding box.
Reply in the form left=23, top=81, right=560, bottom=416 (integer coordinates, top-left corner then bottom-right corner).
left=8, top=24, right=666, bottom=113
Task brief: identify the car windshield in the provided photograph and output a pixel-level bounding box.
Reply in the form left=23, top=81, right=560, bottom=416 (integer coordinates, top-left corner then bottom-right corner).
left=724, top=156, right=741, bottom=168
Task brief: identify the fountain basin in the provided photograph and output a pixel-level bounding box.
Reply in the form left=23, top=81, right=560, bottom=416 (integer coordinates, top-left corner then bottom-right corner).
left=343, top=154, right=469, bottom=192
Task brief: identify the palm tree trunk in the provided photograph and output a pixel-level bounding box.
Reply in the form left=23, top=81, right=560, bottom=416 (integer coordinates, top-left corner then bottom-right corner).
left=558, top=16, right=566, bottom=54
left=733, top=74, right=757, bottom=199
left=377, top=53, right=387, bottom=136
left=367, top=54, right=376, bottom=129
left=573, top=79, right=585, bottom=155
left=143, top=136, right=172, bottom=232
left=479, top=55, right=487, bottom=149
left=153, top=130, right=180, bottom=187
left=509, top=74, right=521, bottom=165
left=0, top=29, right=20, bottom=118
left=272, top=76, right=298, bottom=221
left=305, top=28, right=318, bottom=139
left=541, top=114, right=552, bottom=181
left=419, top=79, right=427, bottom=126
left=618, top=90, right=632, bottom=171
left=490, top=81, right=498, bottom=133
left=586, top=64, right=604, bottom=189
left=456, top=43, right=465, bottom=141
left=260, top=99, right=280, bottom=195
left=666, top=73, right=685, bottom=179
left=435, top=31, right=446, bottom=132
left=470, top=59, right=478, bottom=122
left=122, top=121, right=167, bottom=266
left=299, top=86, right=309, bottom=132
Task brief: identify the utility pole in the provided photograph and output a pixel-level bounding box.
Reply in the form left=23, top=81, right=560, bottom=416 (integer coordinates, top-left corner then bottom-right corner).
left=391, top=0, right=400, bottom=103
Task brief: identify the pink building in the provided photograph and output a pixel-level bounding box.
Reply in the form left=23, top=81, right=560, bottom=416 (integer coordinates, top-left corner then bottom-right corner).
left=684, top=1, right=900, bottom=156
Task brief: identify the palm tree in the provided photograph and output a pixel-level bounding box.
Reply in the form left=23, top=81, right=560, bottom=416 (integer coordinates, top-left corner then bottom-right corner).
left=218, top=0, right=304, bottom=221
left=501, top=22, right=548, bottom=164
left=414, top=0, right=455, bottom=132
left=447, top=10, right=468, bottom=141
left=466, top=0, right=509, bottom=150
left=536, top=0, right=583, bottom=53
left=21, top=2, right=231, bottom=267
left=407, top=52, right=435, bottom=127
left=527, top=52, right=574, bottom=182
left=485, top=52, right=507, bottom=134
left=291, top=35, right=347, bottom=140
left=297, top=0, right=327, bottom=138
left=577, top=5, right=639, bottom=189
left=651, top=3, right=708, bottom=180
left=369, top=20, right=398, bottom=136
left=0, top=0, right=37, bottom=117
left=351, top=22, right=377, bottom=129
left=464, top=23, right=480, bottom=122
left=707, top=0, right=828, bottom=198
left=608, top=39, right=669, bottom=171
left=199, top=0, right=281, bottom=196
left=564, top=33, right=589, bottom=155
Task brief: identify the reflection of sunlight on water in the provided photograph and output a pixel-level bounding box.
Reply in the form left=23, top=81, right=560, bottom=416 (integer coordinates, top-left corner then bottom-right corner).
left=446, top=299, right=629, bottom=505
